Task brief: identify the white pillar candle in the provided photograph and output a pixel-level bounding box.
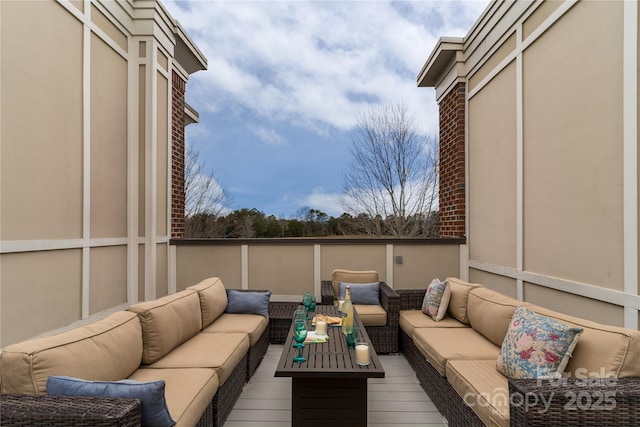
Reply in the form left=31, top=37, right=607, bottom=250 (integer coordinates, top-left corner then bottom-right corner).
left=355, top=341, right=369, bottom=366
left=316, top=320, right=327, bottom=336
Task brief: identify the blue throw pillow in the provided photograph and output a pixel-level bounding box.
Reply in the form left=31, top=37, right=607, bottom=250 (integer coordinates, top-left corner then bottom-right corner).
left=225, top=290, right=272, bottom=317
left=46, top=376, right=175, bottom=427
left=339, top=282, right=380, bottom=305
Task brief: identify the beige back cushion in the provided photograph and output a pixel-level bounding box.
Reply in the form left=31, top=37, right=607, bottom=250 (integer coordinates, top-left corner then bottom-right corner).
left=331, top=269, right=379, bottom=299
left=129, top=290, right=202, bottom=364
left=446, top=277, right=483, bottom=324
left=531, top=306, right=640, bottom=378
left=467, top=287, right=529, bottom=346
left=0, top=311, right=142, bottom=394
left=187, top=277, right=228, bottom=328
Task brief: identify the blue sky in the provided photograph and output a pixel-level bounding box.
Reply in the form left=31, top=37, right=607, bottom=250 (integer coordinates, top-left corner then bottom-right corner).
left=163, top=0, right=489, bottom=218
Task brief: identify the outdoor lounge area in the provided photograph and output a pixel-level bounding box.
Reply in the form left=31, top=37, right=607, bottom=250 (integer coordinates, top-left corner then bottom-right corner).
left=2, top=0, right=640, bottom=426
left=2, top=273, right=640, bottom=426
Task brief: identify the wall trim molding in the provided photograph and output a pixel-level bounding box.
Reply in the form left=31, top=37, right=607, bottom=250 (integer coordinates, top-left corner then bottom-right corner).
left=469, top=260, right=640, bottom=311
left=170, top=237, right=466, bottom=246
left=623, top=0, right=638, bottom=329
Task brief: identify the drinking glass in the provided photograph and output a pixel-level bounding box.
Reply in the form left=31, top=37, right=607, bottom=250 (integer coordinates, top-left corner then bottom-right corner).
left=292, top=310, right=306, bottom=348
left=292, top=319, right=307, bottom=363
left=302, top=292, right=312, bottom=320
left=302, top=292, right=311, bottom=316
left=308, top=294, right=316, bottom=317
left=346, top=324, right=360, bottom=349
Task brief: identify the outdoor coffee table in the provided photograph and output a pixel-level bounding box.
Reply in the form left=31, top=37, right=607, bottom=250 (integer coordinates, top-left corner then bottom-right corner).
left=274, top=305, right=385, bottom=427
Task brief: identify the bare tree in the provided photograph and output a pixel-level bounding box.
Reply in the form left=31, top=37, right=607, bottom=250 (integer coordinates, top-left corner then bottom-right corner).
left=339, top=103, right=438, bottom=237
left=184, top=143, right=233, bottom=237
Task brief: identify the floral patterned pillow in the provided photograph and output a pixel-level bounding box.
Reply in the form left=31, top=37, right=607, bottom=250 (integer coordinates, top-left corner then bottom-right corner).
left=496, top=307, right=583, bottom=379
left=421, top=279, right=451, bottom=321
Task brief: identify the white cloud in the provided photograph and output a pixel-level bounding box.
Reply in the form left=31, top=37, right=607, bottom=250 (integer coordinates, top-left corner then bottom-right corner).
left=165, top=0, right=488, bottom=216
left=297, top=187, right=345, bottom=218
left=250, top=125, right=286, bottom=146
left=164, top=0, right=490, bottom=136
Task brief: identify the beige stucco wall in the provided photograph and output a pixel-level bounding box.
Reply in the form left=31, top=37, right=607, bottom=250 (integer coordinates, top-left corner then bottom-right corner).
left=321, top=245, right=387, bottom=281
left=176, top=245, right=243, bottom=291
left=91, top=32, right=128, bottom=239
left=0, top=0, right=202, bottom=346
left=524, top=282, right=624, bottom=327
left=249, top=245, right=315, bottom=294
left=1, top=1, right=83, bottom=241
left=522, top=0, right=624, bottom=290
left=451, top=0, right=633, bottom=328
left=174, top=241, right=463, bottom=297
left=1, top=250, right=82, bottom=346
left=468, top=269, right=517, bottom=299
left=392, top=244, right=460, bottom=289
left=468, top=61, right=517, bottom=268
left=90, top=246, right=127, bottom=314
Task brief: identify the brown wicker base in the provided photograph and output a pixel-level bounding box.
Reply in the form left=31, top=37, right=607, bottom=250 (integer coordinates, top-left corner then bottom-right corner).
left=247, top=328, right=270, bottom=380
left=0, top=394, right=141, bottom=427
left=400, top=330, right=484, bottom=427
left=366, top=324, right=398, bottom=354
left=194, top=397, right=215, bottom=427
left=509, top=377, right=640, bottom=426
left=269, top=302, right=300, bottom=344
left=213, top=352, right=248, bottom=427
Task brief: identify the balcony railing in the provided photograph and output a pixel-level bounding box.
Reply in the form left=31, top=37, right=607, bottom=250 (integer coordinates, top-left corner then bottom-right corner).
left=171, top=237, right=465, bottom=299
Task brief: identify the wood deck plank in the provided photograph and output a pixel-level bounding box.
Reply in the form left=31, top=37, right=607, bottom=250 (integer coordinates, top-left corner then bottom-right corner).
left=225, top=345, right=446, bottom=426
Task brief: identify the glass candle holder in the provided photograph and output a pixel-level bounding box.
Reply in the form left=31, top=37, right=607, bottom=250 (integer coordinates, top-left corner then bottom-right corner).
left=355, top=340, right=370, bottom=366
left=315, top=319, right=327, bottom=336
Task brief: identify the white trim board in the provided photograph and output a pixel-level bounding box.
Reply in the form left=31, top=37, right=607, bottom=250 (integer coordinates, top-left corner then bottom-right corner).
left=623, top=0, right=638, bottom=329
left=468, top=260, right=640, bottom=311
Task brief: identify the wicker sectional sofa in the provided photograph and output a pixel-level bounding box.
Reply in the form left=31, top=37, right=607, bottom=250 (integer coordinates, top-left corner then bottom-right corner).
left=398, top=277, right=640, bottom=427
left=0, top=277, right=270, bottom=427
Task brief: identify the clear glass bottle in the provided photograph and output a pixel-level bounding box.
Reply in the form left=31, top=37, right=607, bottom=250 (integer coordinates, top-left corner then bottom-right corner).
left=341, top=285, right=354, bottom=334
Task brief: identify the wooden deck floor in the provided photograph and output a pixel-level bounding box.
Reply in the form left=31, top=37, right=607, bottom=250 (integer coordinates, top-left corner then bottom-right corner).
left=224, top=345, right=447, bottom=427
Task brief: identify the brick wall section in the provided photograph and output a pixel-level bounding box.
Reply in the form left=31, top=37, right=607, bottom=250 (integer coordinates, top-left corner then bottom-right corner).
left=171, top=71, right=186, bottom=238
left=438, top=82, right=466, bottom=237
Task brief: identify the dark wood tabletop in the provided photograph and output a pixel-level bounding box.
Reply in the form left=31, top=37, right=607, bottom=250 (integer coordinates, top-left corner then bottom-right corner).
left=274, top=305, right=385, bottom=379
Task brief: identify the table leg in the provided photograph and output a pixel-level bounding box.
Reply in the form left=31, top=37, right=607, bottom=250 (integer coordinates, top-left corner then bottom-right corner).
left=291, top=377, right=367, bottom=427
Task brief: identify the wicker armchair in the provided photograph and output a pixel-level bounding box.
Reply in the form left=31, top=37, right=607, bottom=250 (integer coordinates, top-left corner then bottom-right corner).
left=321, top=269, right=399, bottom=353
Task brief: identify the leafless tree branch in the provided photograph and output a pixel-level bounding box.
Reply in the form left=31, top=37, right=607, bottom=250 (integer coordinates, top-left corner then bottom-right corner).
left=338, top=102, right=438, bottom=237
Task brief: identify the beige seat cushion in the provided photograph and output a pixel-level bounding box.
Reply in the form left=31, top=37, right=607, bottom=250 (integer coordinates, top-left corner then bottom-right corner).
left=446, top=359, right=510, bottom=427
left=202, top=313, right=268, bottom=346
left=531, top=305, right=640, bottom=378
left=129, top=290, right=203, bottom=364
left=130, top=367, right=219, bottom=427
left=187, top=277, right=228, bottom=328
left=467, top=287, right=530, bottom=347
left=1, top=311, right=142, bottom=394
left=354, top=304, right=387, bottom=326
left=147, top=332, right=249, bottom=385
left=399, top=310, right=467, bottom=336
left=445, top=277, right=483, bottom=324
left=331, top=269, right=379, bottom=299
left=413, top=328, right=500, bottom=376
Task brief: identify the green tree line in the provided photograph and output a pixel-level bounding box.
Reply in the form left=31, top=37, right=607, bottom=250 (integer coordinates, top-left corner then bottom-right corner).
left=185, top=207, right=438, bottom=238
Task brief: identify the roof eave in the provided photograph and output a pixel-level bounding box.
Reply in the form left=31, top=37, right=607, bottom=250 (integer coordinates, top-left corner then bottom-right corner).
left=173, top=20, right=208, bottom=75
left=417, top=37, right=464, bottom=88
